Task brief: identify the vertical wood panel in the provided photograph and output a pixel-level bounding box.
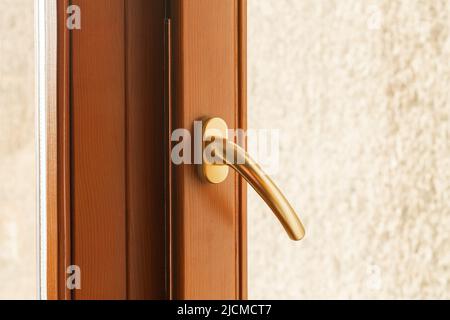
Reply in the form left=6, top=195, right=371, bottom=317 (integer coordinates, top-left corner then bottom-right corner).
left=171, top=0, right=247, bottom=299
left=238, top=0, right=248, bottom=300
left=165, top=18, right=174, bottom=300
left=55, top=0, right=72, bottom=300
left=71, top=0, right=127, bottom=299
left=46, top=0, right=73, bottom=300
left=125, top=0, right=166, bottom=299
left=45, top=0, right=58, bottom=300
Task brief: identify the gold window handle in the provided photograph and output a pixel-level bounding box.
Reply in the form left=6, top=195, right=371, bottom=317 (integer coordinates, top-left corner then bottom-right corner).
left=200, top=118, right=305, bottom=241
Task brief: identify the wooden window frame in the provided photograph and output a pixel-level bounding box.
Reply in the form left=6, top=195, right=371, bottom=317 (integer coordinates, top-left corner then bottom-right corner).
left=168, top=0, right=248, bottom=300
left=42, top=0, right=247, bottom=300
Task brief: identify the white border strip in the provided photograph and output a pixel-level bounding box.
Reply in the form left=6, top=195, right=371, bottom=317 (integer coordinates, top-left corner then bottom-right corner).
left=36, top=0, right=47, bottom=300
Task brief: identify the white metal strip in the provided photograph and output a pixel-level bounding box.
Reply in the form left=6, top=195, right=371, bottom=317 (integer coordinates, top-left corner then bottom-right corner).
left=36, top=0, right=56, bottom=300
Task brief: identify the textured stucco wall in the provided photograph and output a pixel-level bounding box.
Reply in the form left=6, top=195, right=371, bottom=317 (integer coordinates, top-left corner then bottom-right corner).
left=0, top=0, right=36, bottom=299
left=248, top=0, right=450, bottom=299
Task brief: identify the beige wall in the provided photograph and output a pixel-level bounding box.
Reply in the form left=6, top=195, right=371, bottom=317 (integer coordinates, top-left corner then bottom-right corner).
left=0, top=0, right=36, bottom=299
left=248, top=0, right=450, bottom=299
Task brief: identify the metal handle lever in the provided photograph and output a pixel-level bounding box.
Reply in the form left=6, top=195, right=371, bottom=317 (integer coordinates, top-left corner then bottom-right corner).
left=200, top=118, right=305, bottom=241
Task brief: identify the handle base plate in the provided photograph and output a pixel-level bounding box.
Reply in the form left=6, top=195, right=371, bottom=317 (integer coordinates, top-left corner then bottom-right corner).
left=201, top=118, right=229, bottom=184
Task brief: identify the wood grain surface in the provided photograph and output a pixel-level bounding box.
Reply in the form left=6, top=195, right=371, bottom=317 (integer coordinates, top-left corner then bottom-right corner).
left=170, top=0, right=247, bottom=300
left=71, top=0, right=128, bottom=299
left=49, top=0, right=247, bottom=300
left=125, top=0, right=166, bottom=300
left=50, top=0, right=167, bottom=299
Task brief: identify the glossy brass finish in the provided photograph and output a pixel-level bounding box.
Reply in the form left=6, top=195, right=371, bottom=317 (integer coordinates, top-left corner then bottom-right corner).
left=202, top=118, right=230, bottom=184
left=201, top=118, right=306, bottom=241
